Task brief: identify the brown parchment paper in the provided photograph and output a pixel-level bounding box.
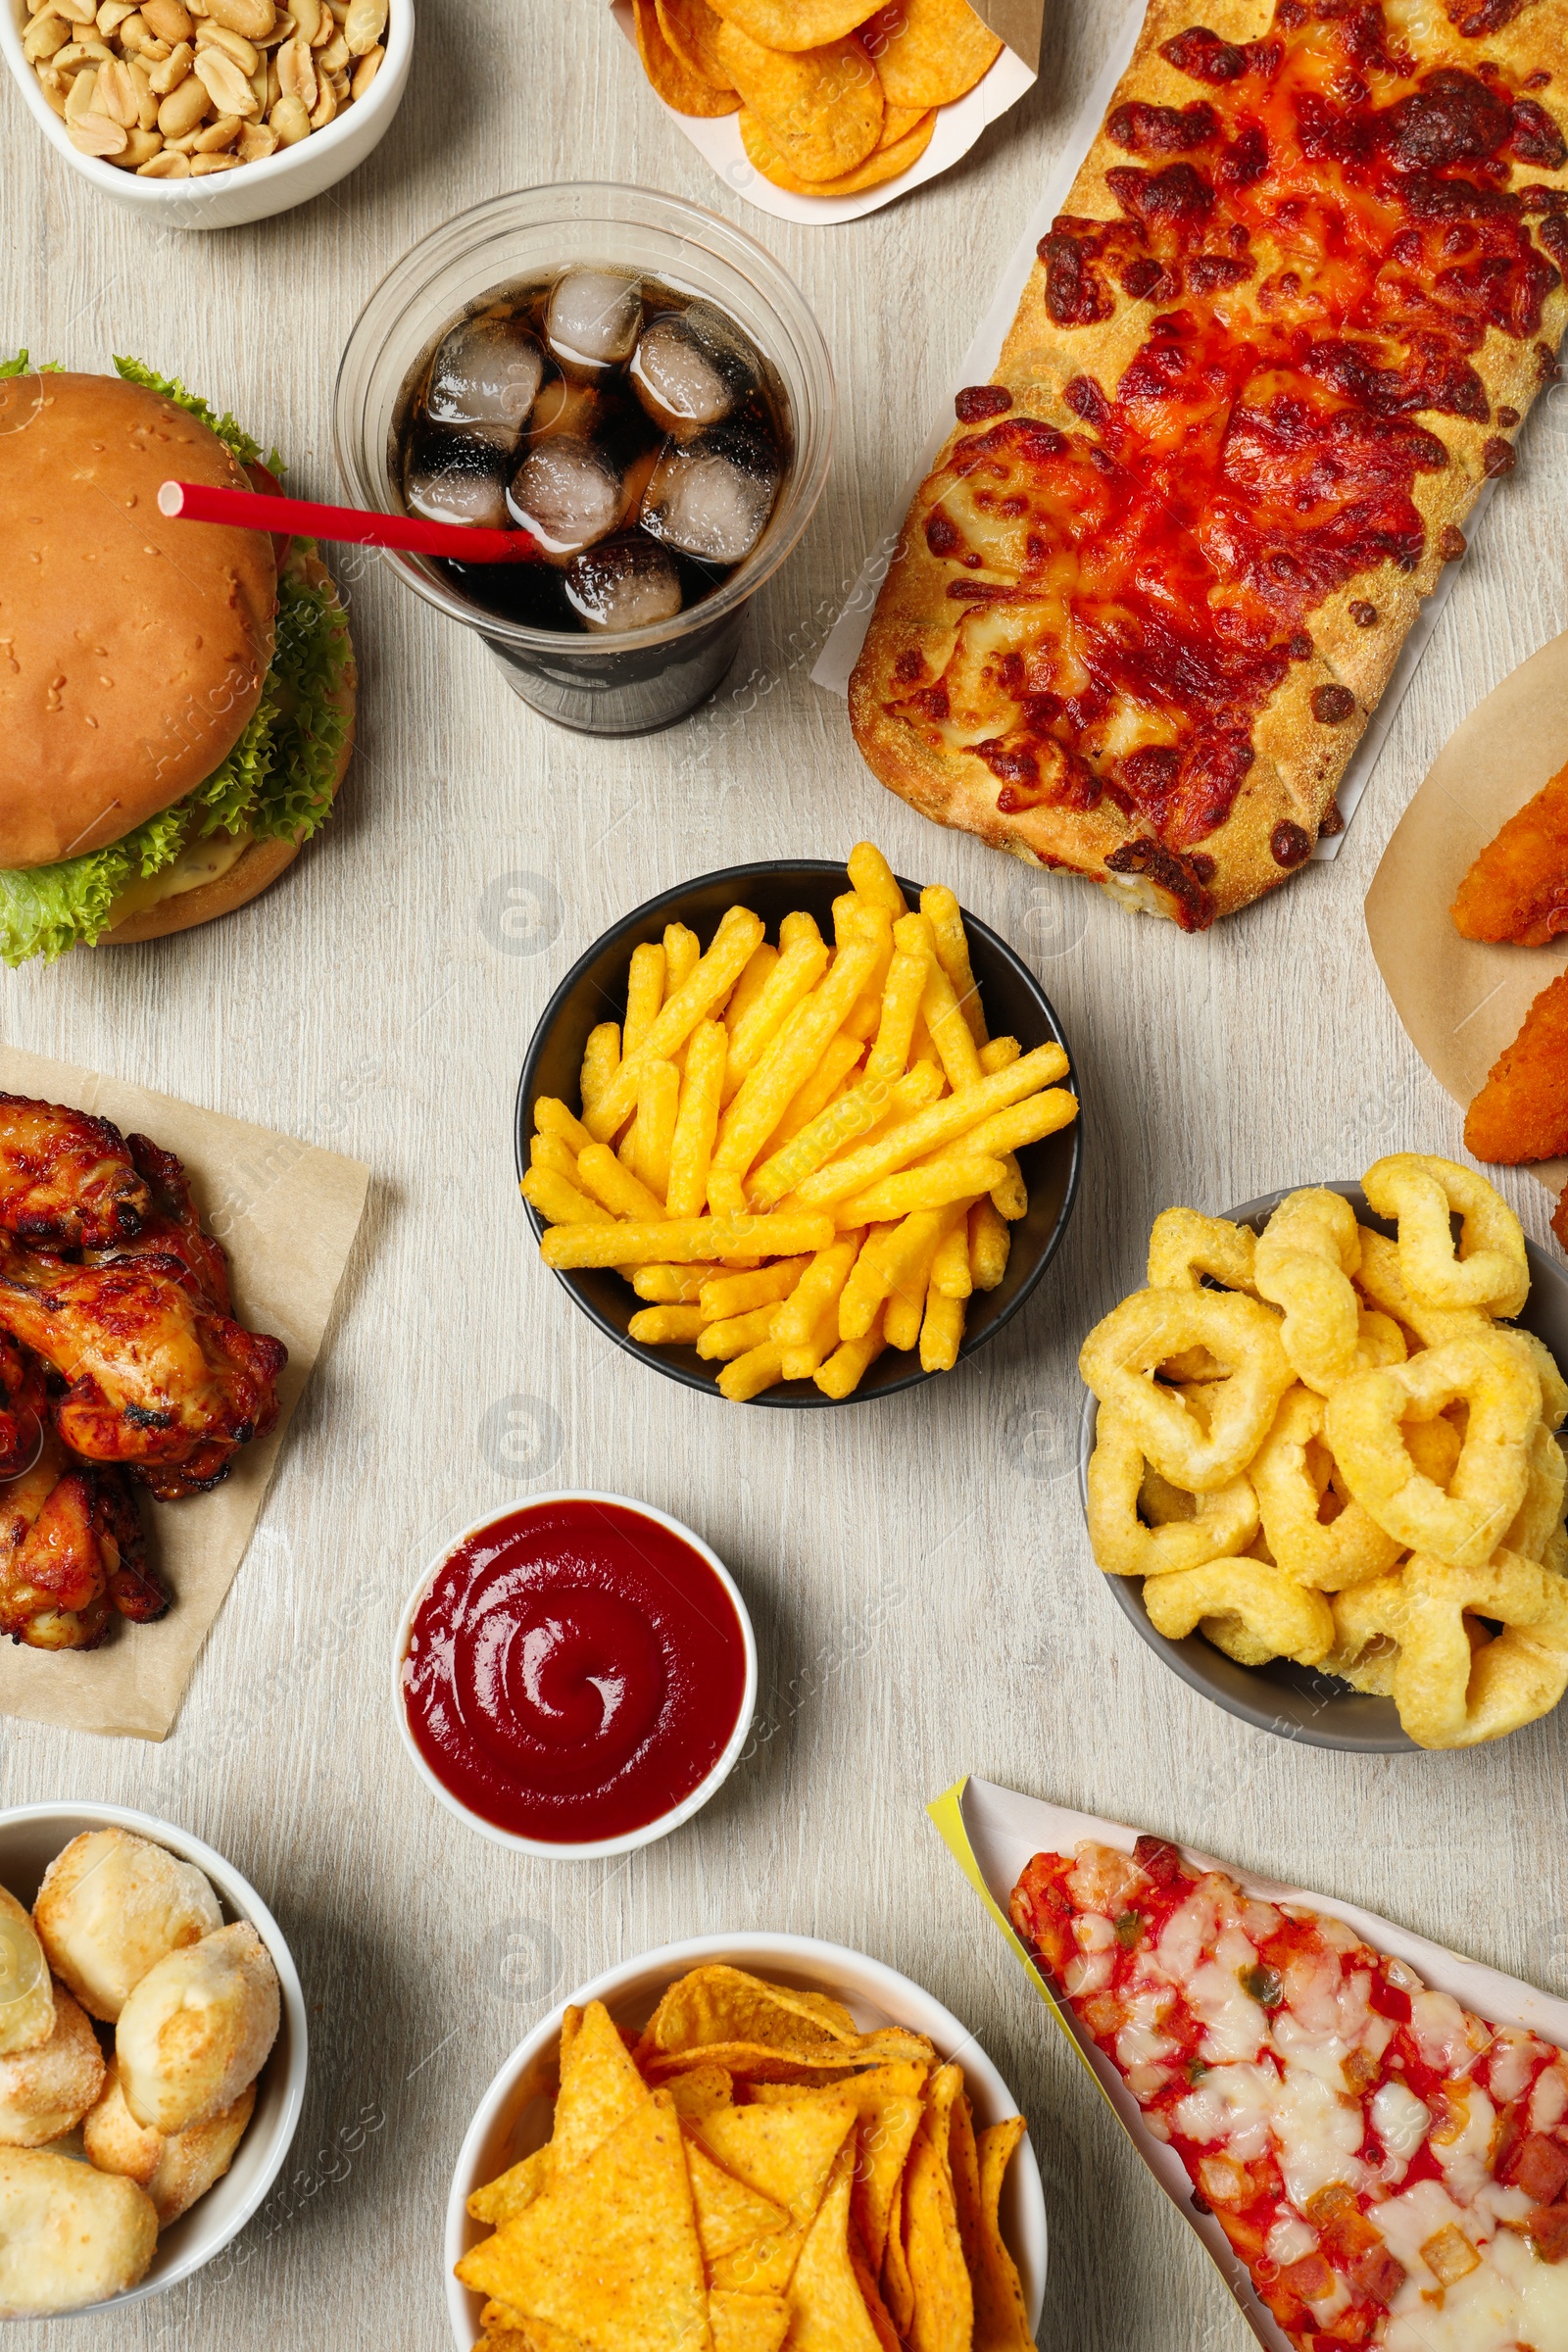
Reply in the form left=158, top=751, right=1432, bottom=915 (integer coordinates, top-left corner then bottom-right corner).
left=0, top=1048, right=368, bottom=1742
left=1365, top=628, right=1568, bottom=1207
left=973, top=0, right=1046, bottom=74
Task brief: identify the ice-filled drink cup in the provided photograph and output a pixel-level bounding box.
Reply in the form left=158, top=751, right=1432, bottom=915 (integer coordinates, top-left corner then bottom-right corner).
left=335, top=185, right=834, bottom=735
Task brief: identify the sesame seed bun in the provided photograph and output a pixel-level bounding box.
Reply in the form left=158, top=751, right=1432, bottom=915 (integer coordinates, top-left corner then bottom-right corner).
left=0, top=371, right=277, bottom=871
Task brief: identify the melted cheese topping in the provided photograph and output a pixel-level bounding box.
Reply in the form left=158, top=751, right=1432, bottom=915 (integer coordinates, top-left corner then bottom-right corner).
left=107, top=827, right=252, bottom=925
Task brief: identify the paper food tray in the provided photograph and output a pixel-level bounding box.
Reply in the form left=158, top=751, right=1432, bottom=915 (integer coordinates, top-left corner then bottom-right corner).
left=610, top=0, right=1038, bottom=225
left=930, top=1773, right=1568, bottom=2352
left=811, top=1, right=1511, bottom=862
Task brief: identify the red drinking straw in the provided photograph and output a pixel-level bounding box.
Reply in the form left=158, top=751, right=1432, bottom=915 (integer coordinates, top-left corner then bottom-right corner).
left=157, top=479, right=535, bottom=564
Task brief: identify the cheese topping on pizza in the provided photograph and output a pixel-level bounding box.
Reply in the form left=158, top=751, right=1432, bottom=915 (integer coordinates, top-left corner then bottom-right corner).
left=851, top=0, right=1568, bottom=926
left=1011, top=1838, right=1568, bottom=2350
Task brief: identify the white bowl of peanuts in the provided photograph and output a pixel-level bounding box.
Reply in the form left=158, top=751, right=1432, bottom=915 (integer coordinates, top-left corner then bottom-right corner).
left=2, top=0, right=411, bottom=226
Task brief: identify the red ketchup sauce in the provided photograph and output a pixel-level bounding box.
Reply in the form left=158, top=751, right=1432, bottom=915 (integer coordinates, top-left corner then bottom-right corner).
left=889, top=0, right=1567, bottom=913
left=401, top=1499, right=749, bottom=1844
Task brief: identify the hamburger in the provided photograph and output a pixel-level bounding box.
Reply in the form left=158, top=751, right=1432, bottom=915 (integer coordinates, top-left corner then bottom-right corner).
left=0, top=356, right=356, bottom=965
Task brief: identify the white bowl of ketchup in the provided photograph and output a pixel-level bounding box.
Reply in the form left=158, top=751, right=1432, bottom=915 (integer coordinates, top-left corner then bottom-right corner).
left=392, top=1492, right=758, bottom=1861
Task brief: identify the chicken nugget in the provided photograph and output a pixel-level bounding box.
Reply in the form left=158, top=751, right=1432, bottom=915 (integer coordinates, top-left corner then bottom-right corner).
left=0, top=2145, right=156, bottom=2315
left=33, top=1829, right=221, bottom=2023
left=1451, top=762, right=1568, bottom=945
left=0, top=1980, right=105, bottom=2146
left=117, top=1922, right=278, bottom=2134
left=1464, top=972, right=1568, bottom=1165
left=83, top=2054, right=256, bottom=2227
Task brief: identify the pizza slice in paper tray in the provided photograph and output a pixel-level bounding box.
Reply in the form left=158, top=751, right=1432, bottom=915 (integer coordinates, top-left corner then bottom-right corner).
left=931, top=1776, right=1568, bottom=2350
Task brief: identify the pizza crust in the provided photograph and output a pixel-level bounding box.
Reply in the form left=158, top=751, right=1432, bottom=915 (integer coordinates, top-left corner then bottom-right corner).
left=850, top=0, right=1568, bottom=926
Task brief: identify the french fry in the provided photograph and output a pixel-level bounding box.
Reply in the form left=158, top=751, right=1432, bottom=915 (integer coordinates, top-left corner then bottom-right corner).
left=631, top=1059, right=680, bottom=1201
left=699, top=1257, right=811, bottom=1322
left=580, top=1023, right=619, bottom=1113
left=969, top=1200, right=1011, bottom=1289
left=530, top=1132, right=581, bottom=1184
left=624, top=941, right=666, bottom=1054
left=534, top=1097, right=596, bottom=1154
left=961, top=1087, right=1080, bottom=1161
left=698, top=1304, right=780, bottom=1360
left=521, top=1167, right=612, bottom=1226
left=628, top=1304, right=707, bottom=1345
left=848, top=840, right=907, bottom=916
left=992, top=1151, right=1029, bottom=1220
left=838, top=1223, right=902, bottom=1341
left=632, top=1263, right=721, bottom=1301
left=585, top=906, right=765, bottom=1141
left=762, top=1032, right=863, bottom=1155
left=541, top=1213, right=834, bottom=1268
left=748, top=1064, right=937, bottom=1210
left=663, top=921, right=701, bottom=996
left=920, top=883, right=987, bottom=1048
left=718, top=1342, right=785, bottom=1401
left=978, top=1036, right=1020, bottom=1075
left=920, top=1286, right=966, bottom=1372
left=916, top=922, right=985, bottom=1090
left=665, top=1019, right=727, bottom=1218
left=815, top=1303, right=888, bottom=1399
left=780, top=1302, right=843, bottom=1382
left=835, top=1156, right=1007, bottom=1226
left=724, top=940, right=777, bottom=1033
left=576, top=1143, right=669, bottom=1223
left=721, top=919, right=829, bottom=1102
left=711, top=926, right=888, bottom=1187
left=779, top=909, right=820, bottom=951
left=908, top=1007, right=941, bottom=1071
left=772, top=1231, right=865, bottom=1350
left=880, top=1202, right=968, bottom=1348
left=868, top=921, right=932, bottom=1081
left=930, top=1220, right=973, bottom=1300
left=834, top=892, right=897, bottom=1037
left=794, top=1041, right=1068, bottom=1206
left=708, top=1169, right=749, bottom=1216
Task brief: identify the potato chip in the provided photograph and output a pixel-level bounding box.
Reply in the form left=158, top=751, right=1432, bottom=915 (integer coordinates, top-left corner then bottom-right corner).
left=684, top=2132, right=791, bottom=2263
left=634, top=0, right=740, bottom=116
left=751, top=2066, right=927, bottom=2272
left=710, top=2289, right=792, bottom=2352
left=690, top=2095, right=858, bottom=2227
left=879, top=102, right=930, bottom=146
left=469, top=2143, right=553, bottom=2226
left=783, top=2143, right=887, bottom=2349
left=710, top=0, right=880, bottom=48
left=901, top=2064, right=973, bottom=2349
left=861, top=0, right=1002, bottom=107
left=552, top=2000, right=648, bottom=2174
left=662, top=2060, right=734, bottom=2119
left=457, top=2094, right=712, bottom=2352
left=638, top=1966, right=859, bottom=2063
left=739, top=105, right=935, bottom=193
left=657, top=0, right=735, bottom=86
left=970, top=2117, right=1034, bottom=2350
left=714, top=23, right=883, bottom=180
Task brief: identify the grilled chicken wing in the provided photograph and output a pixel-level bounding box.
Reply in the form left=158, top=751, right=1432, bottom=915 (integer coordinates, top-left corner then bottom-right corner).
left=0, top=1432, right=162, bottom=1649
left=0, top=1335, right=45, bottom=1481
left=0, top=1245, right=286, bottom=1496
left=0, top=1095, right=149, bottom=1249
left=83, top=1135, right=232, bottom=1314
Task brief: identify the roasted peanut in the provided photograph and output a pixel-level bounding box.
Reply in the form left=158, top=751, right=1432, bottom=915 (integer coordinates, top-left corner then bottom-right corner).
left=139, top=0, right=190, bottom=33
left=93, top=52, right=137, bottom=116
left=69, top=107, right=128, bottom=150
left=113, top=122, right=162, bottom=161
left=268, top=87, right=307, bottom=140
left=190, top=147, right=240, bottom=168
left=23, top=14, right=71, bottom=61
left=317, top=24, right=345, bottom=67
left=192, top=42, right=256, bottom=110
left=274, top=27, right=314, bottom=104
left=97, top=1, right=137, bottom=33
left=190, top=106, right=239, bottom=143
left=156, top=67, right=208, bottom=128
left=341, top=0, right=381, bottom=53
left=205, top=0, right=273, bottom=31
left=235, top=115, right=274, bottom=155
left=136, top=144, right=188, bottom=170
left=195, top=19, right=257, bottom=66
left=346, top=36, right=377, bottom=94
left=147, top=37, right=191, bottom=90
left=308, top=67, right=333, bottom=122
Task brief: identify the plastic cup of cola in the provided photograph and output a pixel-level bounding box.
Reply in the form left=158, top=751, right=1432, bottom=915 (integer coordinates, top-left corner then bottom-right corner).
left=334, top=183, right=835, bottom=736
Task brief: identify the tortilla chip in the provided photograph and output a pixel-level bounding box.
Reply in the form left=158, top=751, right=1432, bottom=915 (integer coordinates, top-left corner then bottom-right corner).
left=901, top=2065, right=973, bottom=2352
left=850, top=2223, right=904, bottom=2352
left=861, top=0, right=1002, bottom=106
left=739, top=104, right=934, bottom=192
left=880, top=2170, right=913, bottom=2338
left=708, top=2223, right=806, bottom=2296
left=553, top=2000, right=649, bottom=2175
left=662, top=2061, right=734, bottom=2119
left=684, top=2131, right=791, bottom=2263
left=971, top=2118, right=1033, bottom=2350
left=709, top=2288, right=792, bottom=2352
left=646, top=2030, right=934, bottom=2085
left=456, top=2094, right=712, bottom=2352
left=469, top=2144, right=554, bottom=2228
left=634, top=0, right=740, bottom=114
left=657, top=0, right=735, bottom=86
left=714, top=23, right=883, bottom=179
left=481, top=2317, right=590, bottom=2352
left=689, top=2095, right=858, bottom=2227
left=710, top=0, right=881, bottom=48
left=638, top=1969, right=860, bottom=2063
left=781, top=2143, right=887, bottom=2350
left=750, top=2068, right=927, bottom=2272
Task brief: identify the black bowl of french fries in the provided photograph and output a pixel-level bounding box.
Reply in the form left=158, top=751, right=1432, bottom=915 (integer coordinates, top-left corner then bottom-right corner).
left=514, top=851, right=1082, bottom=1405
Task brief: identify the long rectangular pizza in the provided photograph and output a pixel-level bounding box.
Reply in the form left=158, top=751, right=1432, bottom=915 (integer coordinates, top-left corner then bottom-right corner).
left=849, top=0, right=1568, bottom=929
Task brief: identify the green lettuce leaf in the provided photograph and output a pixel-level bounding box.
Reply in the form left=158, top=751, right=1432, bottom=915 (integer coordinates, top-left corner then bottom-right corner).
left=0, top=353, right=61, bottom=378
left=111, top=355, right=275, bottom=473
left=0, top=549, right=352, bottom=967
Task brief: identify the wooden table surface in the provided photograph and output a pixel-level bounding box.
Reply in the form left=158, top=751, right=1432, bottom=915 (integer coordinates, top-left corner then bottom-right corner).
left=5, top=2, right=1568, bottom=2345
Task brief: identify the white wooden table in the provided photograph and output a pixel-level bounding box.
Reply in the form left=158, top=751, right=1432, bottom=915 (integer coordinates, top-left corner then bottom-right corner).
left=4, top=3, right=1567, bottom=2345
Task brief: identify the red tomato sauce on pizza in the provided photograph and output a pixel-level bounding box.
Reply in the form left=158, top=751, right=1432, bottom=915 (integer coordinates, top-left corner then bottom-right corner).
left=1011, top=1837, right=1568, bottom=2349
